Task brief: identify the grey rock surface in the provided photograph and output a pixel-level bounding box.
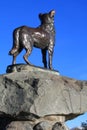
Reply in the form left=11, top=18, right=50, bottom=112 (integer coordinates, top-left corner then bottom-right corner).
left=6, top=64, right=59, bottom=75
left=52, top=122, right=69, bottom=130
left=0, top=64, right=87, bottom=122
left=6, top=121, right=33, bottom=130
left=5, top=121, right=68, bottom=130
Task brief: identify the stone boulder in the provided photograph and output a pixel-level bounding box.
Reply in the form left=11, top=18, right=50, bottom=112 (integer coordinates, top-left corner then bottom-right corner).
left=0, top=64, right=87, bottom=129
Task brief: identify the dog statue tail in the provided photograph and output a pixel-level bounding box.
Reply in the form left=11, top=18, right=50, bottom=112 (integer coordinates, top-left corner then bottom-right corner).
left=9, top=28, right=20, bottom=55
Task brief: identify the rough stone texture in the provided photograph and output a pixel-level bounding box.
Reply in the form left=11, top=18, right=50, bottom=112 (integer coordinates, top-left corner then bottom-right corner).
left=5, top=121, right=69, bottom=130
left=52, top=122, right=69, bottom=130
left=33, top=121, right=52, bottom=130
left=6, top=121, right=33, bottom=130
left=0, top=64, right=87, bottom=120
left=0, top=64, right=87, bottom=129
left=6, top=64, right=59, bottom=75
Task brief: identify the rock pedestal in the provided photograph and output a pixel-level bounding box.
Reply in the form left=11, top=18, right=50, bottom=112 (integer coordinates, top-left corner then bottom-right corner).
left=0, top=64, right=87, bottom=130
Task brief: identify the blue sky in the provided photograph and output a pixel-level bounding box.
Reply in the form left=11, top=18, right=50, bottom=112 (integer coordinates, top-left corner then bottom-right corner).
left=0, top=0, right=87, bottom=128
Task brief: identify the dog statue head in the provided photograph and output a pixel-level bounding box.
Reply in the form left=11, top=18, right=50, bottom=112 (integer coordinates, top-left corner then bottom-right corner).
left=39, top=10, right=55, bottom=24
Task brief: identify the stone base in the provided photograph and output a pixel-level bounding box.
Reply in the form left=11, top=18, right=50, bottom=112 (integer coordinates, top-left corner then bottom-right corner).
left=6, top=64, right=60, bottom=75
left=9, top=121, right=69, bottom=130
left=1, top=120, right=69, bottom=130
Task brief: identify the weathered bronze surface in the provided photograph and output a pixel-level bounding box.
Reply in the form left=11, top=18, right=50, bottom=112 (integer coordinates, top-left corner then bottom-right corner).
left=9, top=10, right=55, bottom=69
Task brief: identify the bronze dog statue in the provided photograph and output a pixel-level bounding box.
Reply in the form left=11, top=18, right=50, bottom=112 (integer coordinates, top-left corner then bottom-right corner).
left=9, top=10, right=55, bottom=69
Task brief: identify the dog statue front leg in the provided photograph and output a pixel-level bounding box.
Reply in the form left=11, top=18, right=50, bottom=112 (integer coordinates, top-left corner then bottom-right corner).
left=48, top=44, right=54, bottom=70
left=12, top=55, right=16, bottom=64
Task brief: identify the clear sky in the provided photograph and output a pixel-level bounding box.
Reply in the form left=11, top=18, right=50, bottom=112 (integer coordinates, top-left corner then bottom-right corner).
left=0, top=0, right=87, bottom=128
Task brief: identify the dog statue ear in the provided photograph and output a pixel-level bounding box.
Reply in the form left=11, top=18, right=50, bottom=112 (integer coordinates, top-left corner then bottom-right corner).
left=49, top=10, right=55, bottom=17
